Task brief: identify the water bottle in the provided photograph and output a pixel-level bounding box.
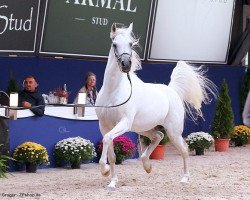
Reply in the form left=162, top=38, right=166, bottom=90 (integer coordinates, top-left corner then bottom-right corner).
left=62, top=84, right=68, bottom=104
left=63, top=84, right=67, bottom=92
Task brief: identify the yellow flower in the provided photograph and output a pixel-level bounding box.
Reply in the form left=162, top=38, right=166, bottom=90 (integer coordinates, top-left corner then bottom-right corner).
left=233, top=125, right=250, bottom=137
left=13, top=141, right=49, bottom=165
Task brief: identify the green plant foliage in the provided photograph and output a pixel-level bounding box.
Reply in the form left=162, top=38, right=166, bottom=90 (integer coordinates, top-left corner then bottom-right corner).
left=240, top=66, right=250, bottom=119
left=0, top=144, right=15, bottom=178
left=142, top=126, right=169, bottom=146
left=211, top=79, right=234, bottom=139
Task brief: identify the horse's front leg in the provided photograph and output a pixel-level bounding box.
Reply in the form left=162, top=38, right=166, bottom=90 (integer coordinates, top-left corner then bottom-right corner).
left=107, top=144, right=118, bottom=191
left=99, top=119, right=129, bottom=190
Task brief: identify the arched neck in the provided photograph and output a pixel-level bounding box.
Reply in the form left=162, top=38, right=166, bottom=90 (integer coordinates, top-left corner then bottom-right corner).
left=102, top=47, right=127, bottom=91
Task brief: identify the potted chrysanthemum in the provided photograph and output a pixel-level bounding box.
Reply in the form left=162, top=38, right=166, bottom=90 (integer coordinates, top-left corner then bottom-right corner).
left=13, top=142, right=49, bottom=173
left=54, top=136, right=96, bottom=169
left=186, top=132, right=214, bottom=155
left=96, top=135, right=136, bottom=164
left=232, top=125, right=250, bottom=146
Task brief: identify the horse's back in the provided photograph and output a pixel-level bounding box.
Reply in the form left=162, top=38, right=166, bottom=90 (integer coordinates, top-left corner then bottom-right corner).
left=129, top=82, right=183, bottom=132
left=96, top=74, right=185, bottom=133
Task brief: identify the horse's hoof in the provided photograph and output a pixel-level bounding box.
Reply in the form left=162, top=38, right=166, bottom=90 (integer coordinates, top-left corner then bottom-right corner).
left=107, top=185, right=116, bottom=192
left=100, top=161, right=110, bottom=177
left=180, top=175, right=189, bottom=185
left=145, top=165, right=152, bottom=174
left=141, top=156, right=152, bottom=173
left=102, top=169, right=111, bottom=177
left=107, top=178, right=117, bottom=191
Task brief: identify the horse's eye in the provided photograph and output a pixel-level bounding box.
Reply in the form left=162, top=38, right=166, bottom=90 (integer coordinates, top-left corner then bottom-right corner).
left=129, top=42, right=132, bottom=47
left=113, top=43, right=117, bottom=48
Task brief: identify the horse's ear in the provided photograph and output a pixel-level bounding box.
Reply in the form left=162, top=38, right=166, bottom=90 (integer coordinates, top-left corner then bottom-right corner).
left=111, top=23, right=116, bottom=33
left=127, top=23, right=133, bottom=33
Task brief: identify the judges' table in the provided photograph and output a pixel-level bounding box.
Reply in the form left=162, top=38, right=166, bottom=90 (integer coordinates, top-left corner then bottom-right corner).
left=0, top=106, right=138, bottom=168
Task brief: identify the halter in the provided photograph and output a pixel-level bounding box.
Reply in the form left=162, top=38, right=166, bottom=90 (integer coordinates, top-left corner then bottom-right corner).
left=112, top=41, right=132, bottom=73
left=93, top=37, right=134, bottom=108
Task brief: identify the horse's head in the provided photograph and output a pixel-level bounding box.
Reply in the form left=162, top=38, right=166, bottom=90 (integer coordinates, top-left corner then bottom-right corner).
left=110, top=23, right=134, bottom=73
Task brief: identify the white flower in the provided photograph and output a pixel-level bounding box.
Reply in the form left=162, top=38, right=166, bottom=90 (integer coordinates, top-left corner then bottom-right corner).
left=54, top=136, right=96, bottom=164
left=186, top=131, right=214, bottom=151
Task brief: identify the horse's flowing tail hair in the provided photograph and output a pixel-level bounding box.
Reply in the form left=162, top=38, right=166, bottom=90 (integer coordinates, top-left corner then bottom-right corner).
left=169, top=61, right=217, bottom=120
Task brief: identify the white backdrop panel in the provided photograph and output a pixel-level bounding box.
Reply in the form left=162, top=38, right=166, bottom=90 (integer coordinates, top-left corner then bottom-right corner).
left=149, top=0, right=235, bottom=63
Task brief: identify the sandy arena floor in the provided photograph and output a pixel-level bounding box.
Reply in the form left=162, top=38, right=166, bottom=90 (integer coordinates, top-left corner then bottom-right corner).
left=1, top=144, right=250, bottom=200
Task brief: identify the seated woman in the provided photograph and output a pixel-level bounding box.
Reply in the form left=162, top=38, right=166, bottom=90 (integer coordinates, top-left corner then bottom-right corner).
left=74, top=72, right=98, bottom=106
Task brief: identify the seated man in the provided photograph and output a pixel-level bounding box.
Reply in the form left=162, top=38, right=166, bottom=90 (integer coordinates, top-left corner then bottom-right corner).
left=18, top=75, right=45, bottom=117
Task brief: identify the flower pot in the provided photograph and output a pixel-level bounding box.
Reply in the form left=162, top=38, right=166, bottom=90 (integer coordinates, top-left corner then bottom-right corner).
left=214, top=139, right=230, bottom=152
left=71, top=160, right=81, bottom=169
left=195, top=148, right=204, bottom=155
left=232, top=136, right=248, bottom=146
left=115, top=158, right=123, bottom=165
left=150, top=145, right=166, bottom=159
left=25, top=163, right=37, bottom=173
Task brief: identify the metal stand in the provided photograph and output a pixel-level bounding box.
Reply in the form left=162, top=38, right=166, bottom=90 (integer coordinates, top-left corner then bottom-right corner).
left=74, top=104, right=85, bottom=117
left=5, top=108, right=17, bottom=120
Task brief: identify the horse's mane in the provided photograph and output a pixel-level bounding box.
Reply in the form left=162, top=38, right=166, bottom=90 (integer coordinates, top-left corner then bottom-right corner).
left=110, top=25, right=142, bottom=72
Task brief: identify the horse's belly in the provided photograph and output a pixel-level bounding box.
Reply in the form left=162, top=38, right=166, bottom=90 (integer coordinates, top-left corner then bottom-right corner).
left=131, top=107, right=169, bottom=132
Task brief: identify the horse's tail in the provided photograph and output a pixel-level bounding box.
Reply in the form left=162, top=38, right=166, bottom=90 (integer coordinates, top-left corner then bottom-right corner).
left=168, top=61, right=217, bottom=120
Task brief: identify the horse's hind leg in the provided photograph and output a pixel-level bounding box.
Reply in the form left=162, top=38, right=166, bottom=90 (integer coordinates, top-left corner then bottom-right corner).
left=165, top=124, right=190, bottom=184
left=139, top=127, right=164, bottom=173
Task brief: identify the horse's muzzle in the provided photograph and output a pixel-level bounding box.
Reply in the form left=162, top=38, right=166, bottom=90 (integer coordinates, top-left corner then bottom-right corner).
left=121, top=54, right=131, bottom=73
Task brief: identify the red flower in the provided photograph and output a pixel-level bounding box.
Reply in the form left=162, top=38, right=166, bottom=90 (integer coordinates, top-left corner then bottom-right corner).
left=96, top=135, right=136, bottom=164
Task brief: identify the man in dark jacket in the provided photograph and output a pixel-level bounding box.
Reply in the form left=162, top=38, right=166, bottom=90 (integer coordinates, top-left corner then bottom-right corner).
left=18, top=75, right=45, bottom=117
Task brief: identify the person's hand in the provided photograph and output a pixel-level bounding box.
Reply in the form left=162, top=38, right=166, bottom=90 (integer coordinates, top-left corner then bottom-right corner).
left=22, top=101, right=32, bottom=108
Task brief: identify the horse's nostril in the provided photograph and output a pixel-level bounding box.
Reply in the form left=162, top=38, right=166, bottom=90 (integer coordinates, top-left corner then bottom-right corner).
left=129, top=61, right=131, bottom=65
left=122, top=61, right=125, bottom=67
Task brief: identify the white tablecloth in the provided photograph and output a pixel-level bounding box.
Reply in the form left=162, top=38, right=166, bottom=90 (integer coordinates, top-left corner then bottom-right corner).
left=0, top=105, right=98, bottom=120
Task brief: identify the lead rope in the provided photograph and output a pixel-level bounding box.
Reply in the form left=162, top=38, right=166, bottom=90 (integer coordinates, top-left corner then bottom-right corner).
left=94, top=73, right=132, bottom=108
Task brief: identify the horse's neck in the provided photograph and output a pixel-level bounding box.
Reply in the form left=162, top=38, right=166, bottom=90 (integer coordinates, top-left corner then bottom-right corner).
left=102, top=48, right=126, bottom=91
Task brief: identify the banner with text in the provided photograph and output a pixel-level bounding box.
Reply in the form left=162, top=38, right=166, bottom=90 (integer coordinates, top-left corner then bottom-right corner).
left=40, top=0, right=152, bottom=59
left=0, top=0, right=40, bottom=54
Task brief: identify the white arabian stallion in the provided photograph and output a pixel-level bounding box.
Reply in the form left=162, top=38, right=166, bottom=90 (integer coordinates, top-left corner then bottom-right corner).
left=95, top=23, right=217, bottom=190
